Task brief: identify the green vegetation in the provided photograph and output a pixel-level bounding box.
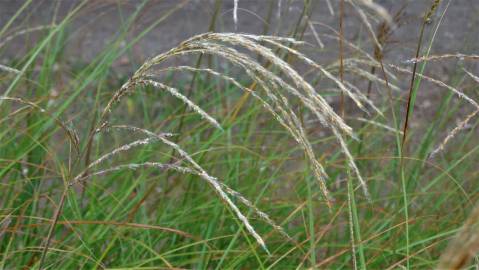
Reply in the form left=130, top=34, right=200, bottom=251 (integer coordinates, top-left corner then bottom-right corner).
left=1, top=1, right=478, bottom=269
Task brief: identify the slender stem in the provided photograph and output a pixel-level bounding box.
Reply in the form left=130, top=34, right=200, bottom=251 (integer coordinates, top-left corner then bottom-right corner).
left=401, top=22, right=427, bottom=152
left=400, top=3, right=442, bottom=267
left=38, top=187, right=68, bottom=270
left=347, top=172, right=358, bottom=270
left=339, top=0, right=345, bottom=118
left=402, top=0, right=441, bottom=151
left=400, top=15, right=428, bottom=270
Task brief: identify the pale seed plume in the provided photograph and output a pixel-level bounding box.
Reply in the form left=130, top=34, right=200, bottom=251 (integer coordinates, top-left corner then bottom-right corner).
left=94, top=33, right=376, bottom=249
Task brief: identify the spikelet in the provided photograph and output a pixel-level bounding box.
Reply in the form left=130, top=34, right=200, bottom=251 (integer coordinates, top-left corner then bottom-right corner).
left=429, top=69, right=479, bottom=158
left=74, top=137, right=156, bottom=182
left=252, top=36, right=369, bottom=112
left=406, top=53, right=479, bottom=64
left=137, top=79, right=222, bottom=130
left=390, top=64, right=479, bottom=109
left=356, top=117, right=403, bottom=135
left=429, top=109, right=479, bottom=158
left=0, top=64, right=20, bottom=74
left=424, top=0, right=441, bottom=23
left=218, top=182, right=292, bottom=241
left=73, top=162, right=194, bottom=185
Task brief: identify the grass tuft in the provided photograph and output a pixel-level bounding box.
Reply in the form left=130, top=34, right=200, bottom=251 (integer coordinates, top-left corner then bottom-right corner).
left=1, top=1, right=479, bottom=269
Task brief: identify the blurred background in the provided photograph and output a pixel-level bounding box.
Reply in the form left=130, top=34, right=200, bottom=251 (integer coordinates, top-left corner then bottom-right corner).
left=1, top=0, right=477, bottom=71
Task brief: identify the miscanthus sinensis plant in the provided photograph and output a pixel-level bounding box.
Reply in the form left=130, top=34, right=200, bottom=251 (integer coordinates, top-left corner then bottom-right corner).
left=2, top=1, right=479, bottom=269
left=79, top=32, right=378, bottom=254
left=0, top=31, right=379, bottom=266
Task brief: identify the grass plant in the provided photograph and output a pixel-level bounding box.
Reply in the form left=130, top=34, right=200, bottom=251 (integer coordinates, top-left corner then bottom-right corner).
left=1, top=0, right=479, bottom=269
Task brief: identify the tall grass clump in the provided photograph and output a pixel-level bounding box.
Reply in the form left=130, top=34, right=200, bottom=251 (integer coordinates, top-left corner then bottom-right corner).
left=1, top=0, right=479, bottom=269
left=87, top=32, right=376, bottom=253
left=1, top=30, right=373, bottom=268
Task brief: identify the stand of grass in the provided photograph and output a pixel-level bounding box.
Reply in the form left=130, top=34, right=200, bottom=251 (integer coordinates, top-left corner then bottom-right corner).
left=1, top=1, right=479, bottom=269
